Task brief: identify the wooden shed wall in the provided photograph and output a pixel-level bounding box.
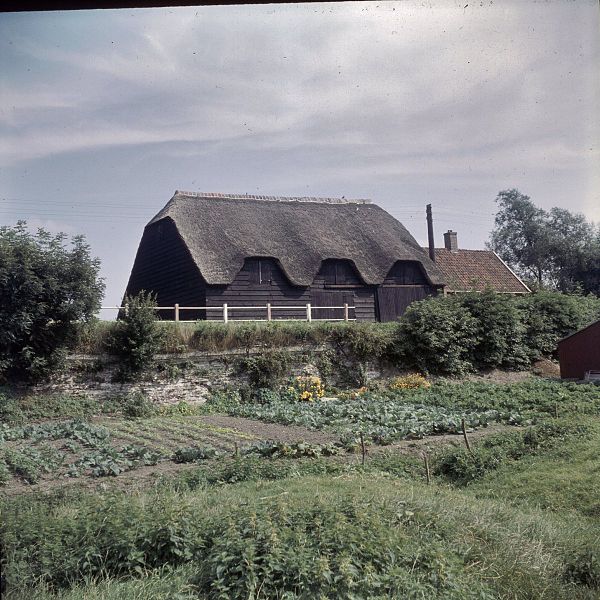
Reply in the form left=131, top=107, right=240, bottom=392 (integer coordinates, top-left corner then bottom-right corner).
left=558, top=321, right=600, bottom=379
left=125, top=219, right=207, bottom=320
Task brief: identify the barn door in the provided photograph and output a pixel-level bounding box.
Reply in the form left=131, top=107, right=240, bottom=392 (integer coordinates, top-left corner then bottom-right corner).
left=312, top=291, right=355, bottom=320
left=377, top=286, right=430, bottom=322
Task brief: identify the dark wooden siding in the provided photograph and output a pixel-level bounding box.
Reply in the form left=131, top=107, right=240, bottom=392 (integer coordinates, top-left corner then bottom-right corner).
left=125, top=218, right=206, bottom=320
left=383, top=261, right=429, bottom=285
left=377, top=261, right=436, bottom=322
left=205, top=258, right=310, bottom=321
left=310, top=259, right=377, bottom=322
left=204, top=258, right=377, bottom=322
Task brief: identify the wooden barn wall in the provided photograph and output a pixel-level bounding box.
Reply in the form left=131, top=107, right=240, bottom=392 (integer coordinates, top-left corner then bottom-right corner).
left=204, top=258, right=378, bottom=322
left=205, top=258, right=310, bottom=321
left=310, top=260, right=377, bottom=322
left=558, top=321, right=600, bottom=379
left=377, top=261, right=437, bottom=322
left=125, top=219, right=207, bottom=320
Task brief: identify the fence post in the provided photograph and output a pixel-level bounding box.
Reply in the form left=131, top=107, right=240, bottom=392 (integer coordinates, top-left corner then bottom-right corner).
left=306, top=303, right=312, bottom=322
left=266, top=303, right=272, bottom=321
left=343, top=303, right=349, bottom=321
left=174, top=303, right=180, bottom=322
left=223, top=303, right=228, bottom=323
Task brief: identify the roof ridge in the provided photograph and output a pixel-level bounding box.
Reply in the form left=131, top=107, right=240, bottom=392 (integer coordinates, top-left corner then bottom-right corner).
left=173, top=190, right=371, bottom=205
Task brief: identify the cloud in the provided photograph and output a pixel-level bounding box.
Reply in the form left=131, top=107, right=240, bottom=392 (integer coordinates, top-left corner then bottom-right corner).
left=0, top=1, right=598, bottom=218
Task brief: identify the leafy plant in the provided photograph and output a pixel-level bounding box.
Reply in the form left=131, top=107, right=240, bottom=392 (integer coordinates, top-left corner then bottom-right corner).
left=238, top=350, right=291, bottom=389
left=395, top=296, right=479, bottom=375
left=0, top=223, right=104, bottom=382
left=105, top=291, right=164, bottom=381
left=389, top=373, right=431, bottom=390
left=243, top=440, right=345, bottom=458
left=121, top=391, right=157, bottom=418
left=172, top=445, right=220, bottom=463
left=288, top=375, right=325, bottom=401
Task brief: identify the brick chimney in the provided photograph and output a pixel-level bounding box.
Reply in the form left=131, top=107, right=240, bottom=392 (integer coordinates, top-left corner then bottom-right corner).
left=444, top=230, right=458, bottom=251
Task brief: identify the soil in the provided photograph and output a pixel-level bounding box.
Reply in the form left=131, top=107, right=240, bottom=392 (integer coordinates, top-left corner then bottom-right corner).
left=0, top=415, right=513, bottom=498
left=201, top=415, right=340, bottom=445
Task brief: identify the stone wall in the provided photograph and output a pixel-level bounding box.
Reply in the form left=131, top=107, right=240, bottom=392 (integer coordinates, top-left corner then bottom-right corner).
left=34, top=347, right=336, bottom=406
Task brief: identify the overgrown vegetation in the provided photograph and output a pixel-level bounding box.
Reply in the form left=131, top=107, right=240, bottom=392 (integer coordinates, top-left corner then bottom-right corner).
left=0, top=223, right=104, bottom=383
left=396, top=290, right=600, bottom=374
left=2, top=378, right=600, bottom=598
left=74, top=290, right=599, bottom=378
left=104, top=292, right=164, bottom=381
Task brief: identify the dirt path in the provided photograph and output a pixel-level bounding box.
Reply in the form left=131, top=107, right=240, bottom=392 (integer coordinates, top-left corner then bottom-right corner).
left=201, top=415, right=340, bottom=445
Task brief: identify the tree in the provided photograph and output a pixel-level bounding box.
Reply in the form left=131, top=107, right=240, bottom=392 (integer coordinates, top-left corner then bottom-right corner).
left=488, top=189, right=553, bottom=287
left=105, top=292, right=164, bottom=381
left=0, top=222, right=104, bottom=382
left=488, top=189, right=599, bottom=294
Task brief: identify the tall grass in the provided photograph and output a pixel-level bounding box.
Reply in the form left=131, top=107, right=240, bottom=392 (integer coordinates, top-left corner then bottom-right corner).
left=2, top=474, right=598, bottom=599
left=75, top=320, right=396, bottom=354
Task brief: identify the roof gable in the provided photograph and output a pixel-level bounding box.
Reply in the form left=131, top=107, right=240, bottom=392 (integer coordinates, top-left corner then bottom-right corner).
left=148, top=191, right=445, bottom=287
left=431, top=248, right=530, bottom=293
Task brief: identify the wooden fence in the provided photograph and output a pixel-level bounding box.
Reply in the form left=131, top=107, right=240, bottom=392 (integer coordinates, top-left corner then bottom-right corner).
left=100, top=303, right=356, bottom=323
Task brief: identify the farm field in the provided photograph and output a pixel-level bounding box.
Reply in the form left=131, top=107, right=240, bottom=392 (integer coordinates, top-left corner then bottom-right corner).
left=2, top=378, right=600, bottom=599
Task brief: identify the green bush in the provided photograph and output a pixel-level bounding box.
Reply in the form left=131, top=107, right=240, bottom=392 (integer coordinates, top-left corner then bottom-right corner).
left=518, top=291, right=600, bottom=358
left=459, top=290, right=530, bottom=369
left=565, top=547, right=600, bottom=589
left=432, top=421, right=588, bottom=486
left=105, top=292, right=164, bottom=380
left=121, top=392, right=157, bottom=418
left=395, top=296, right=479, bottom=375
left=172, top=446, right=220, bottom=463
left=0, top=223, right=104, bottom=382
left=238, top=350, right=292, bottom=389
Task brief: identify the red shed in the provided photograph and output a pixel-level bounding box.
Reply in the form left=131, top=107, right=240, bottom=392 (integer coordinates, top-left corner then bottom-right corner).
left=557, top=320, right=600, bottom=380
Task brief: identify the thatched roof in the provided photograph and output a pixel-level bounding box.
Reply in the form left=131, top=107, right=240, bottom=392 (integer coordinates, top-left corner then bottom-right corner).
left=148, top=191, right=445, bottom=287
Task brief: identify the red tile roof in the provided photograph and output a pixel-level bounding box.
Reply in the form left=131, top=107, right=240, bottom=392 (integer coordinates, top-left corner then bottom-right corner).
left=428, top=248, right=530, bottom=293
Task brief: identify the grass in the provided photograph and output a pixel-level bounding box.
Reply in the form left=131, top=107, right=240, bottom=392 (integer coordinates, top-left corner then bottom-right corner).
left=2, top=471, right=599, bottom=599
left=2, top=380, right=600, bottom=598
left=468, top=420, right=600, bottom=518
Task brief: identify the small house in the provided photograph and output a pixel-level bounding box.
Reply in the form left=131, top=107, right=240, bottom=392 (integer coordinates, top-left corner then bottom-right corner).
left=124, top=191, right=445, bottom=322
left=557, top=320, right=600, bottom=380
left=427, top=230, right=531, bottom=294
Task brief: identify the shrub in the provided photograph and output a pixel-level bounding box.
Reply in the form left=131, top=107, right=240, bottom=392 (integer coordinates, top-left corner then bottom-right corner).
left=288, top=375, right=325, bottom=401
left=432, top=421, right=588, bottom=485
left=458, top=290, right=530, bottom=370
left=395, top=296, right=479, bottom=375
left=518, top=291, right=600, bottom=358
left=172, top=446, right=220, bottom=463
left=0, top=223, right=104, bottom=382
left=565, top=547, right=600, bottom=588
left=389, top=373, right=431, bottom=390
left=238, top=350, right=291, bottom=389
left=121, top=391, right=157, bottom=418
left=105, top=292, right=164, bottom=380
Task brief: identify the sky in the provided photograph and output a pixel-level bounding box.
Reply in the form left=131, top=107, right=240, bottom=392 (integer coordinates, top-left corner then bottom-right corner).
left=1, top=0, right=599, bottom=313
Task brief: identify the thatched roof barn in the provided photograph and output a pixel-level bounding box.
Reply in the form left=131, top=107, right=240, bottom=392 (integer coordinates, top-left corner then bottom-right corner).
left=125, top=191, right=445, bottom=322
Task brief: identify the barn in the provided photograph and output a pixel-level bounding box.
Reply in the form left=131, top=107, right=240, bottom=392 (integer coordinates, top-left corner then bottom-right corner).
left=124, top=191, right=445, bottom=322
left=557, top=320, right=600, bottom=380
